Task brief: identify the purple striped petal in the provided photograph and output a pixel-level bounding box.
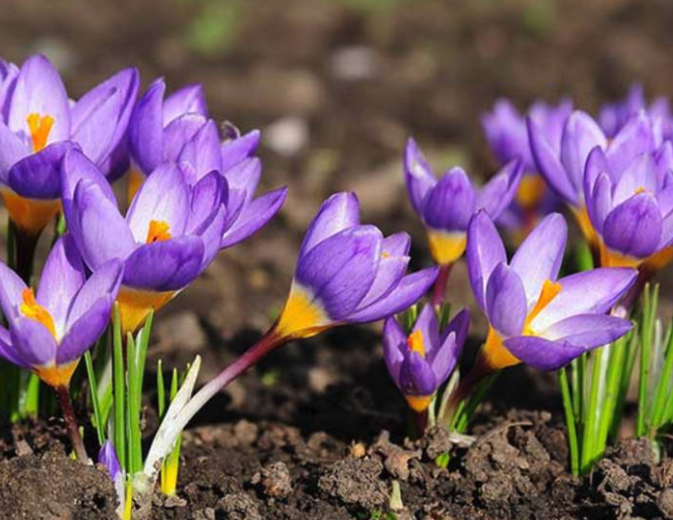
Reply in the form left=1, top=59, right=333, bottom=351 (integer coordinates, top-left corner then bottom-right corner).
left=0, top=261, right=27, bottom=321
left=0, top=122, right=29, bottom=181
left=612, top=154, right=658, bottom=206
left=422, top=167, right=476, bottom=231
left=412, top=304, right=440, bottom=353
left=221, top=129, right=260, bottom=172
left=399, top=351, right=437, bottom=396
left=163, top=83, right=207, bottom=124
left=10, top=317, right=57, bottom=367
left=476, top=158, right=523, bottom=219
left=298, top=192, right=360, bottom=257
left=382, top=232, right=411, bottom=256
left=503, top=335, right=585, bottom=371
left=57, top=296, right=113, bottom=365
left=8, top=141, right=76, bottom=198
left=178, top=119, right=222, bottom=181
left=530, top=267, right=637, bottom=332
left=66, top=259, right=123, bottom=328
left=510, top=213, right=566, bottom=307
left=606, top=111, right=655, bottom=174
left=187, top=170, right=228, bottom=233
left=122, top=236, right=205, bottom=291
left=560, top=111, right=607, bottom=199
left=383, top=317, right=406, bottom=385
left=161, top=113, right=207, bottom=164
left=466, top=210, right=507, bottom=311
left=0, top=325, right=29, bottom=369
left=404, top=137, right=437, bottom=215
left=603, top=193, right=662, bottom=258
left=541, top=314, right=633, bottom=348
left=128, top=78, right=165, bottom=174
left=485, top=263, right=527, bottom=337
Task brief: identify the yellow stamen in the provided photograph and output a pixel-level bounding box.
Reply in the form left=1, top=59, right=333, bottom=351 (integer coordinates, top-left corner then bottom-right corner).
left=407, top=329, right=425, bottom=358
left=275, top=284, right=332, bottom=339
left=516, top=174, right=547, bottom=210
left=426, top=229, right=467, bottom=265
left=1, top=188, right=61, bottom=235
left=146, top=220, right=172, bottom=243
left=381, top=251, right=391, bottom=259
left=406, top=394, right=432, bottom=412
left=20, top=288, right=56, bottom=338
left=116, top=287, right=175, bottom=335
left=524, top=279, right=562, bottom=330
left=634, top=186, right=648, bottom=195
left=26, top=113, right=54, bottom=152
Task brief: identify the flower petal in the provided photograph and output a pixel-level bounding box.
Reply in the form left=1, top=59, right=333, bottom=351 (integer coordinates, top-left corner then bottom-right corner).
left=383, top=317, right=406, bottom=385
left=485, top=263, right=527, bottom=337
left=221, top=129, right=260, bottom=172
left=399, top=351, right=437, bottom=396
left=503, top=335, right=585, bottom=371
left=163, top=83, right=207, bottom=124
left=476, top=157, right=523, bottom=219
left=8, top=141, right=76, bottom=198
left=422, top=167, right=475, bottom=231
left=404, top=137, right=437, bottom=215
left=298, top=192, right=360, bottom=258
left=128, top=78, right=165, bottom=174
left=466, top=210, right=507, bottom=311
left=560, top=111, right=607, bottom=199
left=58, top=296, right=114, bottom=365
left=541, top=314, right=633, bottom=348
left=0, top=260, right=27, bottom=320
left=0, top=122, right=29, bottom=182
left=606, top=111, right=655, bottom=174
left=10, top=317, right=57, bottom=367
left=66, top=258, right=123, bottom=328
left=603, top=193, right=663, bottom=258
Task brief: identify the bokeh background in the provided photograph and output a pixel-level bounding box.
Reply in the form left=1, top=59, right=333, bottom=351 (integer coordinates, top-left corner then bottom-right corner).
left=2, top=0, right=673, bottom=416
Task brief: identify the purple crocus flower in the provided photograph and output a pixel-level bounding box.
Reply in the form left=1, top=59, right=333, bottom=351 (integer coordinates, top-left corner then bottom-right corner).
left=528, top=109, right=661, bottom=246
left=98, top=441, right=125, bottom=516
left=482, top=99, right=570, bottom=240
left=383, top=304, right=469, bottom=412
left=0, top=54, right=138, bottom=235
left=465, top=210, right=636, bottom=374
left=272, top=192, right=439, bottom=340
left=599, top=84, right=672, bottom=142
left=0, top=234, right=122, bottom=388
left=583, top=141, right=673, bottom=270
left=404, top=137, right=522, bottom=265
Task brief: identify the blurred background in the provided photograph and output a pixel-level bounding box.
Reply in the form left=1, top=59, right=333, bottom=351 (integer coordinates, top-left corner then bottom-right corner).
left=2, top=0, right=673, bottom=396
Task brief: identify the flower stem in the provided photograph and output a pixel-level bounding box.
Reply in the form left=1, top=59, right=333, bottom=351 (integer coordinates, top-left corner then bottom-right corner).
left=55, top=385, right=89, bottom=463
left=431, top=263, right=453, bottom=307
left=558, top=367, right=579, bottom=476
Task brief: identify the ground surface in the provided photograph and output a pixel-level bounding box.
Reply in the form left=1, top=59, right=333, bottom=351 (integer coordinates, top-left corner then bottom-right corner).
left=2, top=0, right=673, bottom=518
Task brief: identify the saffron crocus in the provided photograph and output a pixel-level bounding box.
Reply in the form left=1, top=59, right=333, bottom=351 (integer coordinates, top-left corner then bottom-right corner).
left=61, top=149, right=286, bottom=334
left=99, top=441, right=125, bottom=517
left=383, top=304, right=469, bottom=412
left=0, top=234, right=122, bottom=460
left=583, top=143, right=673, bottom=271
left=482, top=99, right=570, bottom=240
left=127, top=78, right=259, bottom=201
left=528, top=109, right=660, bottom=246
left=599, top=84, right=672, bottom=142
left=0, top=54, right=138, bottom=235
left=465, top=210, right=635, bottom=376
left=144, top=193, right=438, bottom=473
left=404, top=137, right=522, bottom=266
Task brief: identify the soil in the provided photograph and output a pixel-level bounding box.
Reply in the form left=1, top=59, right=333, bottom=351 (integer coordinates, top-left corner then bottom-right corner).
left=2, top=0, right=673, bottom=519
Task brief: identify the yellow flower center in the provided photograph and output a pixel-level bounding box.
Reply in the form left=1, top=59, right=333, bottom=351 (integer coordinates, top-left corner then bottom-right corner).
left=146, top=220, right=172, bottom=243
left=516, top=174, right=547, bottom=210
left=407, top=329, right=425, bottom=358
left=426, top=229, right=467, bottom=265
left=20, top=288, right=56, bottom=338
left=26, top=113, right=54, bottom=152
left=274, top=284, right=332, bottom=339
left=523, top=279, right=562, bottom=335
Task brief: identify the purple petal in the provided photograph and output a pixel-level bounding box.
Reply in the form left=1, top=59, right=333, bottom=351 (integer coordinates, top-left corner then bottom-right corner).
left=222, top=158, right=262, bottom=220
left=72, top=179, right=135, bottom=269
left=122, top=237, right=205, bottom=291
left=357, top=253, right=409, bottom=310
left=162, top=113, right=208, bottom=164
left=481, top=100, right=532, bottom=167
left=0, top=261, right=27, bottom=321
left=476, top=157, right=523, bottom=219
left=530, top=267, right=637, bottom=331
left=528, top=116, right=577, bottom=204
left=606, top=111, right=655, bottom=174
left=8, top=141, right=76, bottom=198
left=98, top=440, right=122, bottom=483
left=383, top=317, right=406, bottom=385
left=128, top=78, right=165, bottom=174
left=66, top=258, right=123, bottom=328
left=466, top=210, right=507, bottom=311
left=7, top=54, right=70, bottom=144
left=10, top=317, right=57, bottom=367
left=178, top=119, right=222, bottom=181
left=221, top=129, right=260, bottom=172
left=430, top=332, right=459, bottom=384
left=587, top=171, right=613, bottom=235
left=163, top=83, right=207, bottom=124
left=220, top=187, right=287, bottom=249
left=541, top=314, right=633, bottom=348
left=347, top=267, right=439, bottom=324
left=296, top=226, right=381, bottom=320
left=560, top=111, right=607, bottom=199
left=422, top=167, right=476, bottom=231
left=127, top=162, right=191, bottom=241
left=36, top=235, right=85, bottom=330
left=196, top=205, right=227, bottom=268
left=0, top=325, right=29, bottom=369
left=412, top=303, right=440, bottom=354
left=187, top=170, right=228, bottom=233
left=0, top=122, right=29, bottom=181
left=612, top=154, right=658, bottom=206
left=603, top=193, right=663, bottom=258
left=382, top=232, right=411, bottom=256
left=404, top=137, right=437, bottom=215
left=503, top=335, right=585, bottom=371
left=510, top=213, right=567, bottom=307
left=57, top=296, right=114, bottom=365
left=485, top=263, right=527, bottom=337
left=399, top=351, right=437, bottom=396
left=298, top=192, right=360, bottom=257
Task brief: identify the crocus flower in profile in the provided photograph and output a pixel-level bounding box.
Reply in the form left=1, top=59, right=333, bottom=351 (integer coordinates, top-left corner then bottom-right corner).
left=404, top=137, right=522, bottom=266
left=0, top=54, right=138, bottom=235
left=0, top=234, right=122, bottom=388
left=583, top=143, right=673, bottom=270
left=465, top=211, right=635, bottom=377
left=528, top=109, right=658, bottom=245
left=61, top=149, right=286, bottom=334
left=599, top=84, right=672, bottom=142
left=98, top=441, right=125, bottom=517
left=127, top=78, right=259, bottom=201
left=144, top=192, right=438, bottom=472
left=383, top=304, right=469, bottom=412
left=482, top=99, right=570, bottom=240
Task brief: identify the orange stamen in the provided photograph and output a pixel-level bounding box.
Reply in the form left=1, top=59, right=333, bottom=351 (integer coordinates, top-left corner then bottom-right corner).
left=146, top=220, right=172, bottom=243
left=524, top=279, right=562, bottom=332
left=407, top=329, right=425, bottom=358
left=20, top=288, right=56, bottom=338
left=26, top=113, right=54, bottom=152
